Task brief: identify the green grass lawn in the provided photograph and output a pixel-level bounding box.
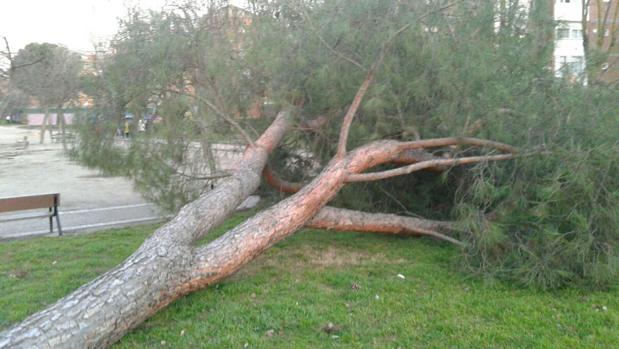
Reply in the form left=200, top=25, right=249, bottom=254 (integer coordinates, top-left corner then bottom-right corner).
left=1, top=216, right=618, bottom=348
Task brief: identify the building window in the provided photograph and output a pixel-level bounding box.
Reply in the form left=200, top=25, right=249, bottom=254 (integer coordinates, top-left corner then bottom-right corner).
left=559, top=0, right=571, bottom=3
left=571, top=29, right=582, bottom=39
left=568, top=56, right=584, bottom=75
left=557, top=28, right=570, bottom=39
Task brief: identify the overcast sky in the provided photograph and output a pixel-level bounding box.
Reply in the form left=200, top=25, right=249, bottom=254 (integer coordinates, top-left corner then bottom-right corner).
left=0, top=0, right=231, bottom=54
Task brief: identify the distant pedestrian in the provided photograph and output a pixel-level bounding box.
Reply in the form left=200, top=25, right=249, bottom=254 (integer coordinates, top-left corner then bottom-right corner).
left=124, top=120, right=130, bottom=139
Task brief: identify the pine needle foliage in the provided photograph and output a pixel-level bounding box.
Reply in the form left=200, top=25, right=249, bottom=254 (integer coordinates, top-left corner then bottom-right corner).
left=73, top=0, right=619, bottom=289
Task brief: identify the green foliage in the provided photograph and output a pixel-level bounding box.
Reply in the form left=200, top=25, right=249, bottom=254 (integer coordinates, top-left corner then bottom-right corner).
left=73, top=3, right=274, bottom=211
left=0, top=225, right=156, bottom=328
left=10, top=43, right=82, bottom=107
left=74, top=0, right=619, bottom=288
left=459, top=144, right=619, bottom=290
left=2, top=224, right=619, bottom=347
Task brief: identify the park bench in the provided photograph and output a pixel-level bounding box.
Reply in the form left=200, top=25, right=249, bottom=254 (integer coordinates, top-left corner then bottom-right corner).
left=51, top=132, right=75, bottom=143
left=0, top=193, right=63, bottom=236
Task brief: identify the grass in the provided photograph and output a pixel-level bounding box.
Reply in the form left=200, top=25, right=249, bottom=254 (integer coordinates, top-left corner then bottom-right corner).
left=1, top=216, right=618, bottom=348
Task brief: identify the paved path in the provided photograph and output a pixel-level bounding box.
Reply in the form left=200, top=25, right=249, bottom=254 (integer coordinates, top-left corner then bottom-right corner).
left=0, top=203, right=165, bottom=240
left=0, top=126, right=166, bottom=240
left=0, top=126, right=257, bottom=241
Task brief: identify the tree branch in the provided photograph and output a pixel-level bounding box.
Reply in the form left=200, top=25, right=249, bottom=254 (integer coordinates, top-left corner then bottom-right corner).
left=298, top=6, right=367, bottom=70
left=193, top=94, right=256, bottom=147
left=347, top=153, right=515, bottom=183
left=399, top=137, right=518, bottom=153
left=162, top=88, right=255, bottom=146
left=264, top=138, right=516, bottom=194
left=262, top=165, right=304, bottom=194
left=306, top=206, right=463, bottom=246
left=335, top=67, right=378, bottom=158
left=334, top=1, right=462, bottom=158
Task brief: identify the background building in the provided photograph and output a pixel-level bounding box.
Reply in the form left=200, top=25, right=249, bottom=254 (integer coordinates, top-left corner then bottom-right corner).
left=553, top=0, right=586, bottom=80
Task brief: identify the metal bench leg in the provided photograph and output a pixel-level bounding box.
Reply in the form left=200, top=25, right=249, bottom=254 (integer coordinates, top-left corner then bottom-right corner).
left=55, top=207, right=63, bottom=236
left=49, top=207, right=54, bottom=235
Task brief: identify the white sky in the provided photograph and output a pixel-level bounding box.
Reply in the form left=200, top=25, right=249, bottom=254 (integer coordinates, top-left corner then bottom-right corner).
left=0, top=0, right=242, bottom=54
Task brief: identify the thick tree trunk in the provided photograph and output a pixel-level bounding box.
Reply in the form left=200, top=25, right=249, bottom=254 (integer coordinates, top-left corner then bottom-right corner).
left=0, top=111, right=292, bottom=349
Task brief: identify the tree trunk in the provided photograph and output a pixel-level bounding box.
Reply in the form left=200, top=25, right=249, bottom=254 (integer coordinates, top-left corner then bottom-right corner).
left=57, top=106, right=67, bottom=151
left=39, top=107, right=50, bottom=144
left=0, top=110, right=292, bottom=349
left=200, top=138, right=218, bottom=174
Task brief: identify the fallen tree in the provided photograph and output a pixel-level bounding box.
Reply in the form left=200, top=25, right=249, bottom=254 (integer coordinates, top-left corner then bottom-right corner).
left=0, top=5, right=516, bottom=345
left=0, top=85, right=516, bottom=348
left=5, top=0, right=619, bottom=347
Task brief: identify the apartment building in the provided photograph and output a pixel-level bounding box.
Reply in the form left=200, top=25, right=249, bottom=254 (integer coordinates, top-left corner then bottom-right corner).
left=551, top=0, right=618, bottom=83
left=553, top=0, right=586, bottom=80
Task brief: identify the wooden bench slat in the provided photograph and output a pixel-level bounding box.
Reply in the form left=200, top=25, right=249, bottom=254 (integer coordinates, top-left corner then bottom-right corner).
left=0, top=194, right=59, bottom=214
left=0, top=213, right=54, bottom=223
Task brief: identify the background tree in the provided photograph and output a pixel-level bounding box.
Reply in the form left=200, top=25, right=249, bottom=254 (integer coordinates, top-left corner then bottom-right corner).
left=582, top=0, right=619, bottom=83
left=10, top=43, right=82, bottom=143
left=0, top=37, right=37, bottom=120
